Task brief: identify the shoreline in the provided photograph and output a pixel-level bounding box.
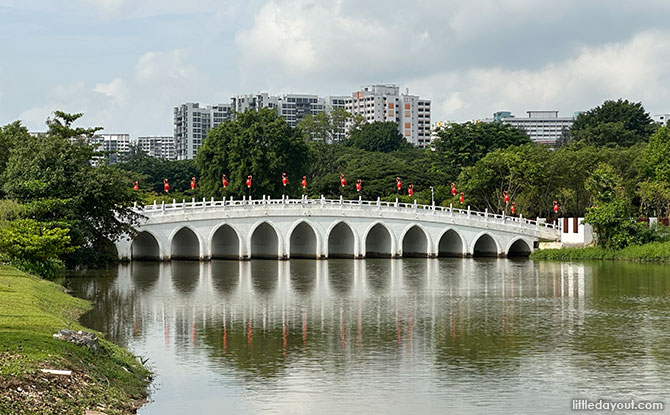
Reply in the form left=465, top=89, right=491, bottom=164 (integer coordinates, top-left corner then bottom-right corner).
left=531, top=240, right=670, bottom=262
left=0, top=265, right=151, bottom=414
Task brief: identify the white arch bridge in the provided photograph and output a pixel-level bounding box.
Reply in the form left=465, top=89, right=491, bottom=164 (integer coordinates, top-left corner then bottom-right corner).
left=115, top=196, right=562, bottom=261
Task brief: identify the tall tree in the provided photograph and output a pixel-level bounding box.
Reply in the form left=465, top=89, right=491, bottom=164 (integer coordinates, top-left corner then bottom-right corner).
left=429, top=121, right=531, bottom=180
left=297, top=108, right=350, bottom=144
left=345, top=121, right=411, bottom=153
left=0, top=112, right=139, bottom=267
left=570, top=99, right=656, bottom=146
left=195, top=108, right=310, bottom=198
left=0, top=121, right=30, bottom=188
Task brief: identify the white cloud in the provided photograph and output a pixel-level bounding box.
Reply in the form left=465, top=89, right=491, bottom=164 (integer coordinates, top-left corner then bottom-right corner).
left=407, top=30, right=670, bottom=122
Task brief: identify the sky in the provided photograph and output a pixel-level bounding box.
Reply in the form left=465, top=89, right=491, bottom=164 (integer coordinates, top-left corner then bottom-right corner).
left=1, top=0, right=669, bottom=137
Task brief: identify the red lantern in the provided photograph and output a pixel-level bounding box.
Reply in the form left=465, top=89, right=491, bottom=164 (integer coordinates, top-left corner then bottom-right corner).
left=356, top=179, right=362, bottom=192
left=282, top=172, right=289, bottom=187
left=503, top=191, right=510, bottom=204
left=451, top=182, right=457, bottom=196
left=340, top=174, right=347, bottom=187
left=190, top=177, right=196, bottom=190
left=459, top=192, right=464, bottom=204
left=408, top=184, right=414, bottom=197
left=301, top=176, right=307, bottom=189
left=163, top=178, right=170, bottom=193
left=133, top=181, right=139, bottom=191
left=222, top=174, right=228, bottom=189
left=511, top=202, right=516, bottom=215
left=246, top=175, right=252, bottom=189
left=553, top=200, right=559, bottom=214
left=396, top=177, right=402, bottom=191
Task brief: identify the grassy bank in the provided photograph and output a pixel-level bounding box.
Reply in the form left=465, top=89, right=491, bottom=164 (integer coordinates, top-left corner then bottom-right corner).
left=531, top=240, right=670, bottom=262
left=0, top=265, right=150, bottom=414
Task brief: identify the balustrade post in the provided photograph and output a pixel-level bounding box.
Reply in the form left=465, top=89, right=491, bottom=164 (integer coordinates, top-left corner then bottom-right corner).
left=502, top=210, right=505, bottom=222
left=519, top=214, right=524, bottom=226
left=173, top=199, right=176, bottom=208
left=133, top=201, right=137, bottom=209
left=153, top=200, right=157, bottom=209
left=321, top=195, right=325, bottom=207
left=182, top=199, right=186, bottom=209
left=161, top=200, right=165, bottom=212
left=191, top=197, right=195, bottom=205
left=467, top=205, right=471, bottom=217
left=377, top=197, right=381, bottom=209
left=359, top=195, right=362, bottom=205
left=340, top=195, right=343, bottom=204
left=413, top=200, right=417, bottom=211
left=484, top=208, right=488, bottom=221
left=395, top=198, right=398, bottom=208
left=449, top=203, right=453, bottom=214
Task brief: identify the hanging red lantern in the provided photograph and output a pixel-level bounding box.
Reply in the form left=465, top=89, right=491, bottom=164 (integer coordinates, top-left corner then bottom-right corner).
left=190, top=177, right=196, bottom=190
left=133, top=181, right=139, bottom=191
left=396, top=177, right=402, bottom=191
left=340, top=174, right=347, bottom=187
left=408, top=184, right=414, bottom=197
left=511, top=202, right=516, bottom=215
left=356, top=179, right=362, bottom=192
left=504, top=191, right=510, bottom=204
left=282, top=172, right=289, bottom=187
left=222, top=174, right=228, bottom=189
left=246, top=175, right=252, bottom=189
left=163, top=178, right=170, bottom=193
left=301, top=176, right=307, bottom=189
left=451, top=182, right=457, bottom=196
left=553, top=200, right=559, bottom=214
left=459, top=192, right=464, bottom=204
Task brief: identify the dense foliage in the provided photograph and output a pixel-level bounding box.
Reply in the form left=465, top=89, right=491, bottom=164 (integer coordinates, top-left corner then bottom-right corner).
left=570, top=99, right=656, bottom=146
left=345, top=121, right=412, bottom=153
left=195, top=109, right=310, bottom=198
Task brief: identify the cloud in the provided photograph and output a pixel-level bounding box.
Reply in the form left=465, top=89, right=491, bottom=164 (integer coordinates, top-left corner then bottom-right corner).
left=19, top=49, right=204, bottom=135
left=407, top=30, right=670, bottom=122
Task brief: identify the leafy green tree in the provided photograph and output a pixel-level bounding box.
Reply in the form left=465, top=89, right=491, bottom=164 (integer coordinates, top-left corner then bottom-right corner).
left=636, top=126, right=670, bottom=217
left=297, top=108, right=349, bottom=144
left=570, top=99, right=656, bottom=146
left=0, top=219, right=73, bottom=278
left=345, top=121, right=411, bottom=153
left=429, top=121, right=530, bottom=180
left=0, top=112, right=139, bottom=267
left=0, top=121, right=29, bottom=185
left=195, top=108, right=310, bottom=198
left=117, top=146, right=198, bottom=194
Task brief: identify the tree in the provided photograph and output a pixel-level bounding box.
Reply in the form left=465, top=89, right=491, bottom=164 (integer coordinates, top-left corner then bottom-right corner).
left=0, top=112, right=139, bottom=267
left=195, top=108, right=310, bottom=198
left=117, top=146, right=198, bottom=195
left=345, top=121, right=411, bottom=153
left=570, top=99, right=656, bottom=146
left=429, top=121, right=531, bottom=180
left=0, top=121, right=30, bottom=191
left=297, top=108, right=350, bottom=144
left=637, top=126, right=670, bottom=217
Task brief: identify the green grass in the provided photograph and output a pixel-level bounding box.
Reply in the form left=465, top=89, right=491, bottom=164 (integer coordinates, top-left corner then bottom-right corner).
left=531, top=240, right=670, bottom=262
left=0, top=265, right=151, bottom=414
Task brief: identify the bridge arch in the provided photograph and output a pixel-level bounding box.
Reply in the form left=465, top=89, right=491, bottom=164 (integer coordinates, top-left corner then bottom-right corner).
left=249, top=221, right=282, bottom=259
left=131, top=230, right=161, bottom=260
left=363, top=222, right=395, bottom=258
left=437, top=228, right=466, bottom=257
left=169, top=226, right=202, bottom=260
left=400, top=224, right=430, bottom=257
left=471, top=232, right=501, bottom=257
left=506, top=237, right=532, bottom=257
left=209, top=223, right=242, bottom=260
left=288, top=220, right=320, bottom=259
left=327, top=221, right=357, bottom=258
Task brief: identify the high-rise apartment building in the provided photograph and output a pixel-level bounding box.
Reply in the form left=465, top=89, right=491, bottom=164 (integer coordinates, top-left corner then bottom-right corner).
left=345, top=85, right=432, bottom=148
left=138, top=136, right=176, bottom=160
left=493, top=111, right=575, bottom=145
left=89, top=133, right=131, bottom=164
left=174, top=103, right=233, bottom=160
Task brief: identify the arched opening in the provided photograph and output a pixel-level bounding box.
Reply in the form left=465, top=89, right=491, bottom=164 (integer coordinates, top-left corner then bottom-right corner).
left=289, top=222, right=318, bottom=259
left=438, top=229, right=463, bottom=257
left=250, top=222, right=279, bottom=259
left=402, top=226, right=428, bottom=257
left=328, top=222, right=355, bottom=258
left=211, top=224, right=240, bottom=259
left=171, top=227, right=200, bottom=260
left=131, top=231, right=160, bottom=261
left=366, top=224, right=393, bottom=258
left=473, top=234, right=498, bottom=257
left=507, top=239, right=532, bottom=257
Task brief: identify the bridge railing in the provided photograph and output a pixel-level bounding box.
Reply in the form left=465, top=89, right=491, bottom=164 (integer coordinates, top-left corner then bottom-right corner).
left=136, top=196, right=561, bottom=233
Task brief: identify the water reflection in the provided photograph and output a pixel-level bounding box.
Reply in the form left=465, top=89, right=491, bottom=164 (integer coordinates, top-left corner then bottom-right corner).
left=65, top=260, right=670, bottom=415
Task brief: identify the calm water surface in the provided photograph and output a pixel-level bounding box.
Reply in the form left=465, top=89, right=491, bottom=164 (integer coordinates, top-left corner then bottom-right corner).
left=65, top=259, right=670, bottom=414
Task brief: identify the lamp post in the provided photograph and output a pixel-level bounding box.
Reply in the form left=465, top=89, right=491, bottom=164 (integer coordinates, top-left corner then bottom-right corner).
left=430, top=186, right=435, bottom=206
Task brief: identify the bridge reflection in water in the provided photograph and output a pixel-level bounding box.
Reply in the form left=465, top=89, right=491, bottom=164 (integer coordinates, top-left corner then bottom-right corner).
left=66, top=259, right=670, bottom=414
